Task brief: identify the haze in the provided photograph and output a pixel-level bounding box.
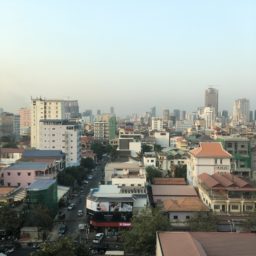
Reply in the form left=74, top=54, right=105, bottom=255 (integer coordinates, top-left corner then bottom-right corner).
left=0, top=0, right=256, bottom=116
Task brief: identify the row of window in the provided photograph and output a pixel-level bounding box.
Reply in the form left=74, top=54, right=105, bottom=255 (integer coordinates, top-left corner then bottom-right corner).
left=6, top=172, right=31, bottom=176
left=7, top=182, right=30, bottom=186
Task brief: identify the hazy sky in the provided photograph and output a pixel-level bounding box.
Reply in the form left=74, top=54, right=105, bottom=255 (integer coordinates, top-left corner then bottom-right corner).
left=0, top=0, right=256, bottom=116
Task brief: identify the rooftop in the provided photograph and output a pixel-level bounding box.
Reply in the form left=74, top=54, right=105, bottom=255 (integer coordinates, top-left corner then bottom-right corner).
left=152, top=185, right=197, bottom=197
left=0, top=187, right=16, bottom=196
left=190, top=142, right=231, bottom=158
left=5, top=162, right=49, bottom=171
left=162, top=197, right=209, bottom=212
left=157, top=232, right=256, bottom=256
left=153, top=178, right=186, bottom=185
left=23, top=150, right=64, bottom=159
left=27, top=179, right=56, bottom=191
left=0, top=148, right=24, bottom=154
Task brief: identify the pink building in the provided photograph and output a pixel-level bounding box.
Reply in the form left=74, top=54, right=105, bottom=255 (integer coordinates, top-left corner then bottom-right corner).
left=3, top=162, right=56, bottom=188
left=19, top=108, right=31, bottom=136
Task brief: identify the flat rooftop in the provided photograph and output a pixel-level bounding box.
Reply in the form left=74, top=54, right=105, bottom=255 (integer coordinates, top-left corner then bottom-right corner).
left=5, top=162, right=49, bottom=171
left=27, top=179, right=56, bottom=191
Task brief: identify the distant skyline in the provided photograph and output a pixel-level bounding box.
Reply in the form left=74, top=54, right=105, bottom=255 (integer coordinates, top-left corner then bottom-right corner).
left=1, top=1, right=256, bottom=116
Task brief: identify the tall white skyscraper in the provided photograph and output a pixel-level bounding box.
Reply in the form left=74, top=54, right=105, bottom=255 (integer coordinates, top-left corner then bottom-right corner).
left=232, top=98, right=250, bottom=125
left=31, top=97, right=79, bottom=148
left=205, top=88, right=218, bottom=116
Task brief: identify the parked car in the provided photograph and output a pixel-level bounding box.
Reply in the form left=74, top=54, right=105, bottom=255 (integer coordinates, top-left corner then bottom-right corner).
left=93, top=233, right=104, bottom=244
left=83, top=179, right=89, bottom=184
left=87, top=175, right=93, bottom=180
left=77, top=210, right=83, bottom=217
left=58, top=224, right=67, bottom=235
left=67, top=203, right=75, bottom=210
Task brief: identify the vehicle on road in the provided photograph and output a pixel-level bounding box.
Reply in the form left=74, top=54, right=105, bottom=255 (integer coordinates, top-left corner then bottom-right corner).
left=58, top=224, right=67, bottom=235
left=67, top=203, right=75, bottom=210
left=87, top=175, right=93, bottom=180
left=83, top=179, right=89, bottom=184
left=93, top=233, right=104, bottom=244
left=77, top=210, right=83, bottom=216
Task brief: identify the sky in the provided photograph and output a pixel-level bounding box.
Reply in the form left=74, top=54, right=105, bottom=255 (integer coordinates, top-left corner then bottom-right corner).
left=0, top=0, right=256, bottom=116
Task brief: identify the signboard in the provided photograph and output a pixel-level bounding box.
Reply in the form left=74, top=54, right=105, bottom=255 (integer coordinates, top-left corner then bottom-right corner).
left=87, top=199, right=133, bottom=212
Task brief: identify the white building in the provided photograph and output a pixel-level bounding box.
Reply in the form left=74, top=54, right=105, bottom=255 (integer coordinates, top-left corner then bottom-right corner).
left=200, top=107, right=216, bottom=129
left=154, top=131, right=170, bottom=148
left=232, top=98, right=250, bottom=125
left=151, top=117, right=164, bottom=131
left=39, top=120, right=81, bottom=167
left=31, top=98, right=79, bottom=148
left=175, top=120, right=194, bottom=132
left=143, top=152, right=157, bottom=167
left=187, top=142, right=231, bottom=187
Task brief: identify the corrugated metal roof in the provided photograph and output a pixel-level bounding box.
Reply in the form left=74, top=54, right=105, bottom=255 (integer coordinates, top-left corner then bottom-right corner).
left=152, top=185, right=197, bottom=196
left=23, top=150, right=64, bottom=158
left=5, top=162, right=48, bottom=170
left=27, top=179, right=56, bottom=191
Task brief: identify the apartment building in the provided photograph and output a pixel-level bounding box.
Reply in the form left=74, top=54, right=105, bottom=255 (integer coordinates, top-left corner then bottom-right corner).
left=39, top=120, right=81, bottom=167
left=19, top=107, right=31, bottom=136
left=31, top=97, right=79, bottom=148
left=151, top=117, right=164, bottom=131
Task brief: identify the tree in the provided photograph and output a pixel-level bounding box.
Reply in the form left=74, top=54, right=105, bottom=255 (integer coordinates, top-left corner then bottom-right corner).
left=80, top=157, right=95, bottom=170
left=174, top=164, right=187, bottom=179
left=188, top=213, right=218, bottom=231
left=154, top=144, right=162, bottom=153
left=122, top=208, right=170, bottom=256
left=31, top=237, right=90, bottom=256
left=0, top=206, right=22, bottom=237
left=146, top=166, right=162, bottom=183
left=24, top=205, right=53, bottom=229
left=142, top=144, right=152, bottom=154
left=91, top=142, right=105, bottom=160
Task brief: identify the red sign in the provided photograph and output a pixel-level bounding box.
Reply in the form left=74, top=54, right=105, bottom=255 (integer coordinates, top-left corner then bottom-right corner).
left=90, top=220, right=131, bottom=228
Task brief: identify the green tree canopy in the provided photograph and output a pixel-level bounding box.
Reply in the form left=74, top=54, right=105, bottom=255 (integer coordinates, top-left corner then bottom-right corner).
left=80, top=157, right=95, bottom=170
left=146, top=166, right=162, bottom=183
left=122, top=208, right=170, bottom=256
left=0, top=206, right=22, bottom=236
left=142, top=144, right=152, bottom=154
left=31, top=237, right=90, bottom=256
left=24, top=205, right=53, bottom=229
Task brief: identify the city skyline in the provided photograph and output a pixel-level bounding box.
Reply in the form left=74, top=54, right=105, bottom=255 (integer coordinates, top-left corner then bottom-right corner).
left=1, top=1, right=256, bottom=115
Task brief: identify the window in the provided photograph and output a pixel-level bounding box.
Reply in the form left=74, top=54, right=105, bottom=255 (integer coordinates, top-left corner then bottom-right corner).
left=173, top=215, right=178, bottom=220
left=27, top=172, right=31, bottom=176
left=151, top=160, right=154, bottom=163
left=231, top=205, right=239, bottom=210
left=214, top=205, right=220, bottom=210
left=17, top=172, right=21, bottom=176
left=7, top=172, right=10, bottom=176
left=7, top=183, right=11, bottom=186
left=246, top=205, right=253, bottom=211
left=186, top=216, right=190, bottom=220
left=215, top=159, right=218, bottom=164
left=17, top=182, right=21, bottom=186
left=220, top=159, right=223, bottom=164
left=28, top=183, right=31, bottom=186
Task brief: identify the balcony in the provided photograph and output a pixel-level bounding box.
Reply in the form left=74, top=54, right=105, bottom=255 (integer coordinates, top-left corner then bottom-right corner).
left=214, top=165, right=230, bottom=172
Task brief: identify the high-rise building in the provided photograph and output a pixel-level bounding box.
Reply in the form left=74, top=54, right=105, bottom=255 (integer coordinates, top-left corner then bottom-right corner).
left=110, top=106, right=115, bottom=115
left=39, top=119, right=81, bottom=167
left=205, top=88, right=218, bottom=116
left=151, top=106, right=156, bottom=117
left=202, top=107, right=216, bottom=129
left=232, top=98, right=250, bottom=125
left=254, top=110, right=256, bottom=121
left=94, top=114, right=117, bottom=141
left=151, top=117, right=163, bottom=131
left=31, top=97, right=79, bottom=148
left=173, top=109, right=180, bottom=121
left=19, top=108, right=31, bottom=136
left=250, top=111, right=254, bottom=122
left=163, top=109, right=170, bottom=122
left=181, top=110, right=186, bottom=121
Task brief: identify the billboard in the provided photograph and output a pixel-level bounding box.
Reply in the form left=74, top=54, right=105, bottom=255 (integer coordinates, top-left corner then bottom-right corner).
left=87, top=199, right=133, bottom=212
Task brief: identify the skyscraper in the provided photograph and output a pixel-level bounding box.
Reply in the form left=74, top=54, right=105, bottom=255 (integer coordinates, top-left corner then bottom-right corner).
left=110, top=106, right=115, bottom=115
left=163, top=109, right=170, bottom=121
left=232, top=98, right=250, bottom=125
left=173, top=109, right=180, bottom=121
left=205, top=88, right=218, bottom=116
left=151, top=106, right=156, bottom=117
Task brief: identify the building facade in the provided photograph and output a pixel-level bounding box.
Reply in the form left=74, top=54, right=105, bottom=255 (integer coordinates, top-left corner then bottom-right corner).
left=39, top=120, right=81, bottom=167
left=31, top=97, right=79, bottom=148
left=205, top=87, right=218, bottom=115
left=232, top=98, right=250, bottom=125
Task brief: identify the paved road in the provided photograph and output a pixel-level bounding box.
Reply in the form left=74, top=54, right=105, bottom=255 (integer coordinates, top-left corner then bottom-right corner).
left=48, top=163, right=104, bottom=242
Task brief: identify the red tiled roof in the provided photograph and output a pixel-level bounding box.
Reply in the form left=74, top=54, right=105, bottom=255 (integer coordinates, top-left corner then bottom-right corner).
left=198, top=173, right=254, bottom=190
left=190, top=142, right=231, bottom=158
left=153, top=178, right=186, bottom=185
left=198, top=173, right=220, bottom=188
left=222, top=173, right=250, bottom=188
left=212, top=173, right=234, bottom=187
left=163, top=197, right=209, bottom=212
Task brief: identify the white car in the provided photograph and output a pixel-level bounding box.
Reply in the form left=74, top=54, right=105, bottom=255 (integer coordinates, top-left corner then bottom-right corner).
left=92, top=233, right=104, bottom=244
left=77, top=210, right=83, bottom=216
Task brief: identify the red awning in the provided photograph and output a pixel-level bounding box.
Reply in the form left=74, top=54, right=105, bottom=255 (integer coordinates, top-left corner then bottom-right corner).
left=90, top=220, right=131, bottom=228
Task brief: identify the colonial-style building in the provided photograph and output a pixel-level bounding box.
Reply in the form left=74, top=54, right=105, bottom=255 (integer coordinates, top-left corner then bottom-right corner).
left=187, top=142, right=232, bottom=186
